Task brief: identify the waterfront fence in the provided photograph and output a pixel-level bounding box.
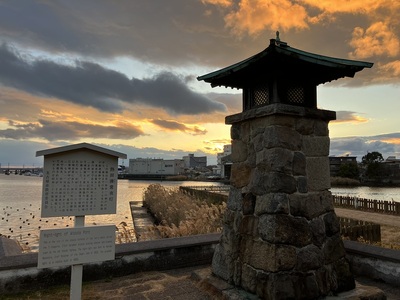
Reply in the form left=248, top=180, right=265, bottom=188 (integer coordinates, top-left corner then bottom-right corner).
left=179, top=186, right=229, bottom=204
left=339, top=217, right=381, bottom=243
left=333, top=195, right=400, bottom=215
left=180, top=187, right=400, bottom=216
left=180, top=187, right=384, bottom=243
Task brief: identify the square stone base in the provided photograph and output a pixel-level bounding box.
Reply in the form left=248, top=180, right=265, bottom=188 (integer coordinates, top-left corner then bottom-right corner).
left=191, top=267, right=387, bottom=300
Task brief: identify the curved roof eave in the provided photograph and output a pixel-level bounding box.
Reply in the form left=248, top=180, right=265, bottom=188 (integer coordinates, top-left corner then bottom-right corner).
left=198, top=41, right=373, bottom=87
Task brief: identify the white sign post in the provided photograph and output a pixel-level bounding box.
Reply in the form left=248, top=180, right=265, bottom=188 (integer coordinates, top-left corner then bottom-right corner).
left=36, top=143, right=127, bottom=300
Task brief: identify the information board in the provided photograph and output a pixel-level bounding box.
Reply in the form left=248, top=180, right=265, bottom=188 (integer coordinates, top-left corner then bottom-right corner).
left=41, top=151, right=118, bottom=217
left=38, top=225, right=115, bottom=268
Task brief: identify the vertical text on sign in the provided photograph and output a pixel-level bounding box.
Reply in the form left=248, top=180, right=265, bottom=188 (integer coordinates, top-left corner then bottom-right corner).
left=41, top=151, right=118, bottom=217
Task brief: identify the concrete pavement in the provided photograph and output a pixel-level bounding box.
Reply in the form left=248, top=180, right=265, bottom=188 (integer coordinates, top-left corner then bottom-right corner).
left=334, top=207, right=400, bottom=227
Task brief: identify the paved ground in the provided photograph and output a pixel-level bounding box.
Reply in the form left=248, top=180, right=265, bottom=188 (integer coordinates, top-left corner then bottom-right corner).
left=8, top=265, right=395, bottom=300
left=3, top=207, right=399, bottom=299
left=335, top=207, right=400, bottom=227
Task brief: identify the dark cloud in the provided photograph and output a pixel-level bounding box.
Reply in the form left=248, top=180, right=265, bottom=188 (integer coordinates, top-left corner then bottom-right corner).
left=149, top=119, right=207, bottom=135
left=334, top=111, right=367, bottom=123
left=0, top=119, right=143, bottom=141
left=0, top=0, right=242, bottom=67
left=0, top=0, right=393, bottom=85
left=207, top=92, right=242, bottom=113
left=0, top=44, right=226, bottom=114
left=330, top=133, right=400, bottom=160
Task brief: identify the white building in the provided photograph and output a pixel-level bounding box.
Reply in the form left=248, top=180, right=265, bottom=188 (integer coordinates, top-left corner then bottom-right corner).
left=182, top=154, right=207, bottom=169
left=128, top=158, right=185, bottom=175
left=214, top=144, right=232, bottom=177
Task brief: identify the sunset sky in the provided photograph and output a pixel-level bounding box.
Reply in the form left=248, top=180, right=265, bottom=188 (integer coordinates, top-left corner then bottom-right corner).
left=0, top=0, right=399, bottom=167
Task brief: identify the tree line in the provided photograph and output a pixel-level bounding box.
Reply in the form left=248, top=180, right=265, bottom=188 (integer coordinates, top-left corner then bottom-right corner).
left=336, top=151, right=399, bottom=184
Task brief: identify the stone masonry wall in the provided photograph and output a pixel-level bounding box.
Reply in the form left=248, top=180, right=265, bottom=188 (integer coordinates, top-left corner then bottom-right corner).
left=212, top=112, right=355, bottom=299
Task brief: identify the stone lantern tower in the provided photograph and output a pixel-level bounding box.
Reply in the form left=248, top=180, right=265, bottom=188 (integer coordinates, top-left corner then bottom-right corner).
left=198, top=35, right=373, bottom=299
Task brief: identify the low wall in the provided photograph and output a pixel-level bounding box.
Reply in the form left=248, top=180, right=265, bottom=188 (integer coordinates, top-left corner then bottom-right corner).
left=0, top=233, right=220, bottom=295
left=0, top=234, right=399, bottom=295
left=344, top=240, right=400, bottom=286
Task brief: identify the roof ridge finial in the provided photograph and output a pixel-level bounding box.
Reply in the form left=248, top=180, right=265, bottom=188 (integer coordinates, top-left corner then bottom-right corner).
left=276, top=31, right=280, bottom=42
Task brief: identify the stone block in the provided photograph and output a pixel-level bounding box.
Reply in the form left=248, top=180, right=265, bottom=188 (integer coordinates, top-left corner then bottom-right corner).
left=259, top=214, right=312, bottom=247
left=256, top=148, right=293, bottom=174
left=241, top=263, right=257, bottom=294
left=295, top=118, right=314, bottom=135
left=333, top=257, right=356, bottom=292
left=314, top=119, right=329, bottom=136
left=310, top=217, right=326, bottom=247
left=322, top=233, right=346, bottom=264
left=239, top=215, right=259, bottom=237
left=306, top=157, right=331, bottom=191
left=302, top=136, right=330, bottom=157
left=263, top=126, right=301, bottom=150
left=296, top=176, right=308, bottom=193
left=240, top=122, right=251, bottom=143
left=295, top=244, right=324, bottom=271
left=212, top=244, right=234, bottom=282
left=289, top=191, right=333, bottom=220
left=244, top=239, right=296, bottom=272
left=254, top=193, right=289, bottom=215
left=246, top=144, right=256, bottom=167
left=264, top=115, right=295, bottom=128
left=292, top=151, right=306, bottom=175
left=259, top=172, right=298, bottom=194
left=250, top=118, right=268, bottom=138
left=242, top=193, right=256, bottom=215
left=222, top=209, right=234, bottom=225
left=323, top=211, right=340, bottom=236
left=230, top=162, right=252, bottom=188
left=219, top=224, right=240, bottom=257
left=315, top=265, right=335, bottom=295
left=231, top=124, right=240, bottom=140
left=233, top=258, right=242, bottom=286
left=253, top=132, right=264, bottom=152
left=227, top=187, right=242, bottom=211
left=231, top=139, right=248, bottom=163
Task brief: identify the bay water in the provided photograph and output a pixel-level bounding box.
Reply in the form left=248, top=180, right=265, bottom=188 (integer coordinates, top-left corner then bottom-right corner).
left=0, top=175, right=224, bottom=251
left=1, top=174, right=400, bottom=252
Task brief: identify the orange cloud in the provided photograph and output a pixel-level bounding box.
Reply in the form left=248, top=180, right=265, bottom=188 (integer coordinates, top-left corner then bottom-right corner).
left=380, top=138, right=400, bottom=144
left=300, top=0, right=382, bottom=14
left=333, top=111, right=369, bottom=124
left=201, top=0, right=232, bottom=6
left=379, top=60, right=400, bottom=77
left=202, top=138, right=231, bottom=154
left=40, top=109, right=74, bottom=119
left=224, top=0, right=309, bottom=36
left=349, top=22, right=400, bottom=59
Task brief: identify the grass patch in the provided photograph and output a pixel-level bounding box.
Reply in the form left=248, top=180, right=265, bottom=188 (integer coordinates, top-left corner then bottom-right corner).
left=143, top=184, right=226, bottom=238
left=331, top=177, right=361, bottom=186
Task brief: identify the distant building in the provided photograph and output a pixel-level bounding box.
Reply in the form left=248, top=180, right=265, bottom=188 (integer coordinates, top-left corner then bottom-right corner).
left=329, top=155, right=357, bottom=177
left=214, top=145, right=232, bottom=178
left=385, top=156, right=400, bottom=164
left=128, top=158, right=185, bottom=175
left=383, top=156, right=400, bottom=178
left=182, top=154, right=207, bottom=169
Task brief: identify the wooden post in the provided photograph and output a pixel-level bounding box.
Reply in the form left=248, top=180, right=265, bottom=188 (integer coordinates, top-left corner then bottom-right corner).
left=70, top=216, right=85, bottom=300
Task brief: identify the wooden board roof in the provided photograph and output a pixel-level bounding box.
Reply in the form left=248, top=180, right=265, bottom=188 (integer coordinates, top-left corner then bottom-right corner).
left=36, top=142, right=127, bottom=159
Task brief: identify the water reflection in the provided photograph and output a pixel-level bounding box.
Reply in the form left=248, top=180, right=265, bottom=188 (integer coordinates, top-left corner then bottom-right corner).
left=0, top=175, right=225, bottom=251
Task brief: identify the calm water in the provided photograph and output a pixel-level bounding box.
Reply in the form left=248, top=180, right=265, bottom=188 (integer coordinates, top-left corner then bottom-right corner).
left=330, top=186, right=400, bottom=202
left=2, top=175, right=400, bottom=252
left=0, top=175, right=225, bottom=251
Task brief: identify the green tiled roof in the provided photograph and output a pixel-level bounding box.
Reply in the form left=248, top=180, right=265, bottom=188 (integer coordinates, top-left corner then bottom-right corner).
left=198, top=39, right=373, bottom=89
